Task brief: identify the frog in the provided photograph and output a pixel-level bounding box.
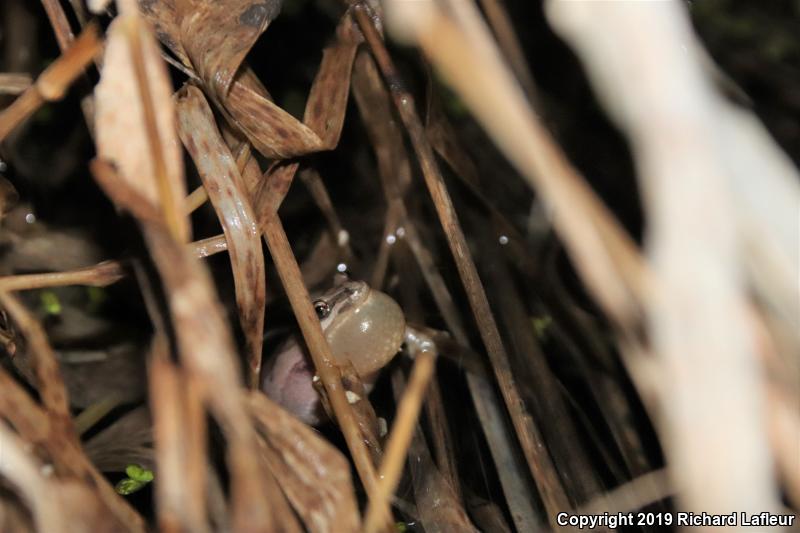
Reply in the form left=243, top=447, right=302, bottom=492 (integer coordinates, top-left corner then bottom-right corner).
left=260, top=276, right=412, bottom=425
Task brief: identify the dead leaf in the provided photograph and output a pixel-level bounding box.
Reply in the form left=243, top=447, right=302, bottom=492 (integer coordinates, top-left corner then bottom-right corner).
left=95, top=10, right=188, bottom=240
left=248, top=392, right=360, bottom=533
left=175, top=84, right=266, bottom=388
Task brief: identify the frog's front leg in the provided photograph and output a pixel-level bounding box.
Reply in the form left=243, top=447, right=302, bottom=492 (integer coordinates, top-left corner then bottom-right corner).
left=403, top=325, right=437, bottom=360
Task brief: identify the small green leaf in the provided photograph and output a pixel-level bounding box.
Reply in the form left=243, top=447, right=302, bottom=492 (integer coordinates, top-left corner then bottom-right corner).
left=395, top=523, right=408, bottom=533
left=39, top=291, right=62, bottom=316
left=125, top=464, right=154, bottom=483
left=115, top=478, right=146, bottom=495
left=531, top=315, right=553, bottom=340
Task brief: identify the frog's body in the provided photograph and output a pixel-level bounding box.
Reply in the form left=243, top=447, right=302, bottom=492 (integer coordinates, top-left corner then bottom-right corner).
left=261, top=279, right=406, bottom=425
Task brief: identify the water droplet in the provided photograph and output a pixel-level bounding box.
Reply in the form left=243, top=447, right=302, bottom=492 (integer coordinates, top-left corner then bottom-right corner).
left=25, top=213, right=36, bottom=224
left=386, top=234, right=396, bottom=245
left=337, top=263, right=347, bottom=273
left=498, top=235, right=509, bottom=245
left=395, top=227, right=406, bottom=238
left=400, top=96, right=409, bottom=107
left=337, top=229, right=350, bottom=246
left=377, top=417, right=388, bottom=437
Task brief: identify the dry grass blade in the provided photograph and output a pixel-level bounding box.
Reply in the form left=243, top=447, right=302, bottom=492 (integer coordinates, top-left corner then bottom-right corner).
left=547, top=8, right=799, bottom=334
left=0, top=292, right=145, bottom=530
left=383, top=0, right=649, bottom=327
left=5, top=0, right=795, bottom=529
left=0, top=367, right=145, bottom=531
left=0, top=260, right=125, bottom=291
left=224, top=21, right=360, bottom=158
left=420, top=371, right=461, bottom=502
left=145, top=226, right=275, bottom=533
left=253, top=162, right=300, bottom=218
left=424, top=92, right=540, bottom=278
left=369, top=202, right=402, bottom=289
left=224, top=80, right=322, bottom=159
left=95, top=10, right=188, bottom=242
left=137, top=0, right=189, bottom=65
left=338, top=364, right=386, bottom=466
left=40, top=0, right=76, bottom=51
left=354, top=5, right=572, bottom=523
left=150, top=341, right=210, bottom=533
left=93, top=18, right=273, bottom=524
left=475, top=219, right=604, bottom=502
left=146, top=1, right=360, bottom=159
left=300, top=15, right=363, bottom=150
left=0, top=291, right=71, bottom=420
left=351, top=43, right=541, bottom=530
left=299, top=168, right=354, bottom=261
left=74, top=393, right=128, bottom=436
left=83, top=406, right=153, bottom=471
left=477, top=0, right=538, bottom=103
left=768, top=386, right=800, bottom=508
left=0, top=234, right=227, bottom=292
left=351, top=51, right=413, bottom=202
left=174, top=0, right=312, bottom=157
left=0, top=176, right=19, bottom=217
left=363, top=346, right=436, bottom=533
left=184, top=184, right=209, bottom=214
left=547, top=0, right=783, bottom=519
left=248, top=447, right=305, bottom=533
left=260, top=213, right=382, bottom=502
left=177, top=0, right=280, bottom=97
left=0, top=368, right=52, bottom=446
left=0, top=73, right=32, bottom=95
left=391, top=370, right=478, bottom=533
left=39, top=0, right=98, bottom=132
left=248, top=393, right=361, bottom=533
left=190, top=233, right=229, bottom=257
left=176, top=84, right=266, bottom=389
left=579, top=469, right=670, bottom=516
left=68, top=0, right=89, bottom=25
left=0, top=422, right=69, bottom=533
left=542, top=273, right=656, bottom=483
left=0, top=24, right=100, bottom=142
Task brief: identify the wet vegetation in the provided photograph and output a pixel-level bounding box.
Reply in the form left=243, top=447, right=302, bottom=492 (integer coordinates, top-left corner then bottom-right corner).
left=0, top=1, right=798, bottom=531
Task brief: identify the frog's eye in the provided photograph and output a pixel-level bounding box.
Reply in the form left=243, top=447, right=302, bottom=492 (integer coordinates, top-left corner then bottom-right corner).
left=313, top=300, right=331, bottom=320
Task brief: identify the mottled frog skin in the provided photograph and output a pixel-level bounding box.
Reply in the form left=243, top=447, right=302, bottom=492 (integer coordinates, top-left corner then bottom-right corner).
left=261, top=279, right=405, bottom=424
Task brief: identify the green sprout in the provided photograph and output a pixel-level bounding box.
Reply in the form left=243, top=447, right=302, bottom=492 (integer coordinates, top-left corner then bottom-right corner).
left=39, top=291, right=62, bottom=316
left=115, top=464, right=154, bottom=496
left=531, top=314, right=553, bottom=340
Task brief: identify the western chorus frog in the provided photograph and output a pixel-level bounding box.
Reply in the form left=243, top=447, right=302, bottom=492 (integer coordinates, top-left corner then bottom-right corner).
left=261, top=277, right=408, bottom=425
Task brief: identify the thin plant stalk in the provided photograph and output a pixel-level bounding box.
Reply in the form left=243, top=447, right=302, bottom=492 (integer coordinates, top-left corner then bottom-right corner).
left=354, top=4, right=572, bottom=521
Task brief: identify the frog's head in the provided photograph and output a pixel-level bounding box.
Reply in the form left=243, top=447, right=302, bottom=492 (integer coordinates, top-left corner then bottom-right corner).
left=312, top=278, right=405, bottom=376
left=311, top=278, right=369, bottom=331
